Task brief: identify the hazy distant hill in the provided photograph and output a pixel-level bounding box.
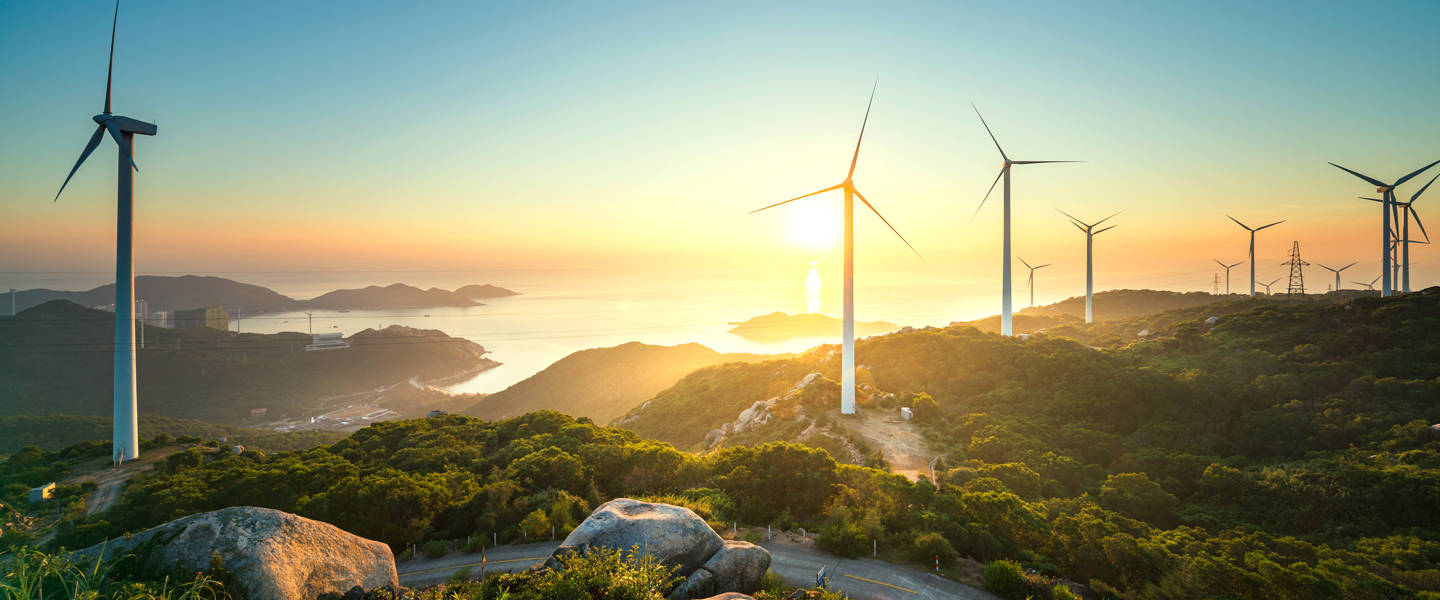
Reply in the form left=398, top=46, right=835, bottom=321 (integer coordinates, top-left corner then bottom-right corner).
left=10, top=275, right=299, bottom=314
left=454, top=284, right=521, bottom=299
left=1017, top=289, right=1227, bottom=321
left=949, top=313, right=1081, bottom=335
left=0, top=300, right=495, bottom=423
left=465, top=342, right=787, bottom=424
left=727, top=311, right=899, bottom=339
left=0, top=414, right=347, bottom=455
left=8, top=276, right=519, bottom=314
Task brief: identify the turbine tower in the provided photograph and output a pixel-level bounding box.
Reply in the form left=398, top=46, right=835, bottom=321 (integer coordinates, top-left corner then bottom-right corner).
left=1018, top=257, right=1051, bottom=308
left=52, top=1, right=157, bottom=464
left=1226, top=216, right=1283, bottom=297
left=1316, top=262, right=1357, bottom=293
left=1056, top=209, right=1120, bottom=323
left=749, top=84, right=922, bottom=415
left=971, top=107, right=1081, bottom=336
left=1329, top=159, right=1440, bottom=296
left=1212, top=260, right=1243, bottom=295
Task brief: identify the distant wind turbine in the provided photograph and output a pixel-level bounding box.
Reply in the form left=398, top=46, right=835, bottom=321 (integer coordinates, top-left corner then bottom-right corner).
left=1257, top=278, right=1281, bottom=295
left=1316, top=262, right=1357, bottom=293
left=1226, top=216, right=1283, bottom=298
left=1330, top=159, right=1440, bottom=296
left=1018, top=257, right=1051, bottom=308
left=971, top=106, right=1082, bottom=336
left=52, top=1, right=157, bottom=464
left=1212, top=260, right=1243, bottom=295
left=749, top=84, right=922, bottom=415
left=1352, top=276, right=1381, bottom=291
left=1056, top=209, right=1120, bottom=323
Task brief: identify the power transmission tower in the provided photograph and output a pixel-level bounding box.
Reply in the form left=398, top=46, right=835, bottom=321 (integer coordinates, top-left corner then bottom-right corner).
left=1213, top=274, right=1219, bottom=295
left=1284, top=241, right=1309, bottom=304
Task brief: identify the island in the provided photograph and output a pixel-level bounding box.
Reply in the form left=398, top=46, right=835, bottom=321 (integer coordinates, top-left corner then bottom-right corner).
left=726, top=311, right=899, bottom=339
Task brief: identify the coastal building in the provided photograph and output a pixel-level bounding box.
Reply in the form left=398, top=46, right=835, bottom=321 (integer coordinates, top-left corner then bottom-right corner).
left=173, top=306, right=229, bottom=330
left=307, top=332, right=349, bottom=351
left=29, top=483, right=55, bottom=503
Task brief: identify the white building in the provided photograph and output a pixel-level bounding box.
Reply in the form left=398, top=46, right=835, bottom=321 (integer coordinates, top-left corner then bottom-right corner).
left=307, top=332, right=350, bottom=351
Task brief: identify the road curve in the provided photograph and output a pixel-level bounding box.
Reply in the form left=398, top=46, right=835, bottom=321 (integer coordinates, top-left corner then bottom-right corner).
left=396, top=540, right=998, bottom=599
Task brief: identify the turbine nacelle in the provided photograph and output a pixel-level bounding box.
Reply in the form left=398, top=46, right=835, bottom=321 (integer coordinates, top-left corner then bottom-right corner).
left=94, top=114, right=157, bottom=136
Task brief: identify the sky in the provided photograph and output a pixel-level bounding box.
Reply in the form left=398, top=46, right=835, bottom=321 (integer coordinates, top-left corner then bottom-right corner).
left=2, top=0, right=1439, bottom=302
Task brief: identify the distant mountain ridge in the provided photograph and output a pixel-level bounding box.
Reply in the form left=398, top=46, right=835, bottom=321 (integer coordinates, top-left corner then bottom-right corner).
left=7, top=276, right=519, bottom=314
left=727, top=311, right=899, bottom=339
left=1016, top=289, right=1225, bottom=321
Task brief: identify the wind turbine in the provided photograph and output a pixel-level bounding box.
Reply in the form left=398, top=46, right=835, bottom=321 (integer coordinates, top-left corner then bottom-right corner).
left=1257, top=277, right=1281, bottom=295
left=749, top=84, right=922, bottom=415
left=1330, top=159, right=1440, bottom=296
left=1056, top=209, right=1119, bottom=323
left=1361, top=192, right=1432, bottom=293
left=52, top=2, right=157, bottom=464
left=1226, top=216, right=1283, bottom=298
left=1316, top=262, right=1357, bottom=293
left=1352, top=276, right=1381, bottom=291
left=971, top=107, right=1082, bottom=336
left=1212, top=260, right=1243, bottom=295
left=1018, top=257, right=1051, bottom=308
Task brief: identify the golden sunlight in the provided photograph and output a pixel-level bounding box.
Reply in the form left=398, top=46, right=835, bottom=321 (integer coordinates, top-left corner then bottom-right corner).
left=784, top=200, right=840, bottom=250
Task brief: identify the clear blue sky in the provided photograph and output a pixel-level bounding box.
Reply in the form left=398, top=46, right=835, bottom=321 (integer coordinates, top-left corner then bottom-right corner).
left=2, top=1, right=1438, bottom=292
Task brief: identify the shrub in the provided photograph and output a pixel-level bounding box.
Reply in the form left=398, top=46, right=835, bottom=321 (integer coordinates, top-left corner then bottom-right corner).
left=745, top=530, right=763, bottom=544
left=1053, top=584, right=1083, bottom=600
left=464, top=536, right=486, bottom=553
left=423, top=540, right=448, bottom=559
left=983, top=560, right=1027, bottom=598
left=816, top=521, right=868, bottom=559
left=908, top=531, right=960, bottom=568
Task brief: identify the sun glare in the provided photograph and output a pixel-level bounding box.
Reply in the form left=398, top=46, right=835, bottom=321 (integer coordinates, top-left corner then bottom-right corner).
left=784, top=201, right=840, bottom=250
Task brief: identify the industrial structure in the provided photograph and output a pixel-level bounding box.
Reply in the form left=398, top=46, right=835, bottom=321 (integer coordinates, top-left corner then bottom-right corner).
left=173, top=306, right=229, bottom=330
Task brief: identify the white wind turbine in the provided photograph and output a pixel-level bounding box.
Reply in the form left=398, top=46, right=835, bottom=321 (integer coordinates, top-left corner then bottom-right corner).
left=971, top=107, right=1082, bottom=336
left=749, top=84, right=922, bottom=414
left=1226, top=216, right=1283, bottom=298
left=1018, top=257, right=1051, bottom=308
left=1056, top=209, right=1120, bottom=323
left=1257, top=277, right=1281, bottom=296
left=1352, top=276, right=1381, bottom=291
left=1316, top=262, right=1357, bottom=293
left=1212, top=260, right=1243, bottom=295
left=1330, top=160, right=1440, bottom=296
left=52, top=1, right=157, bottom=464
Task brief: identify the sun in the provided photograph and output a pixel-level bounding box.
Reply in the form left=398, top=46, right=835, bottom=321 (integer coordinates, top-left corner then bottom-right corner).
left=783, top=200, right=840, bottom=250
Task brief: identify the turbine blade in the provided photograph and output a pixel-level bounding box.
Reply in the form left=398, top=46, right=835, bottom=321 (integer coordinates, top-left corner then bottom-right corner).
left=1213, top=259, right=1226, bottom=268
left=1226, top=215, right=1253, bottom=231
left=847, top=80, right=877, bottom=180
left=1411, top=173, right=1440, bottom=202
left=1341, top=262, right=1356, bottom=271
left=1412, top=209, right=1430, bottom=243
left=1394, top=158, right=1440, bottom=187
left=1071, top=221, right=1087, bottom=233
left=1054, top=207, right=1089, bottom=227
left=1093, top=209, right=1126, bottom=227
left=1255, top=220, right=1284, bottom=231
left=1037, top=264, right=1051, bottom=269
left=1317, top=264, right=1336, bottom=273
left=971, top=104, right=1008, bottom=162
left=1329, top=162, right=1388, bottom=189
left=1011, top=160, right=1085, bottom=165
left=55, top=125, right=107, bottom=201
left=105, top=0, right=118, bottom=114
left=970, top=167, right=1005, bottom=223
left=1019, top=256, right=1032, bottom=270
left=747, top=183, right=843, bottom=214
left=1359, top=197, right=1384, bottom=203
left=1095, top=225, right=1117, bottom=235
left=853, top=188, right=924, bottom=261
left=103, top=119, right=138, bottom=171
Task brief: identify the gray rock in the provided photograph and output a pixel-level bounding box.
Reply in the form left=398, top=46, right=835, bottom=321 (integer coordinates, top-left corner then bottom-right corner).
left=701, top=540, right=770, bottom=594
left=698, top=594, right=755, bottom=600
left=554, top=498, right=724, bottom=581
left=668, top=568, right=717, bottom=600
left=73, top=507, right=396, bottom=600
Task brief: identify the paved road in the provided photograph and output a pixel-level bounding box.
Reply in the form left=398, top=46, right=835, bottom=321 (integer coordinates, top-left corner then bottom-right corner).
left=396, top=541, right=997, bottom=599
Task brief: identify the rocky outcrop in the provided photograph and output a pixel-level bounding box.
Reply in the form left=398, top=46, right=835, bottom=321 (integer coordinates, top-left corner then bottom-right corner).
left=545, top=499, right=771, bottom=599
left=74, top=507, right=396, bottom=600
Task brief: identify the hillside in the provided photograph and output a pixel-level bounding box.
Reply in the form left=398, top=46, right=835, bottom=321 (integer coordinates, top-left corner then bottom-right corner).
left=8, top=276, right=520, bottom=314
left=0, top=414, right=347, bottom=455
left=1017, top=288, right=1227, bottom=321
left=727, top=311, right=898, bottom=339
left=0, top=300, right=497, bottom=423
left=466, top=342, right=786, bottom=424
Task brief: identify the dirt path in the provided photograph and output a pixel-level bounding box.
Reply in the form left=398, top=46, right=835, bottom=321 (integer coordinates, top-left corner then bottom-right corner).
left=831, top=409, right=937, bottom=481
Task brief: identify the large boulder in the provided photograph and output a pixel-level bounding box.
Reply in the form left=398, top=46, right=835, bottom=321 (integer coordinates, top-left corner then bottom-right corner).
left=550, top=498, right=724, bottom=577
left=548, top=499, right=771, bottom=598
left=74, top=507, right=396, bottom=600
left=700, top=541, right=770, bottom=593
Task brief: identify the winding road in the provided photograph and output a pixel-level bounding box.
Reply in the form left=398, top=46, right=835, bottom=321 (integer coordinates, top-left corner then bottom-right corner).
left=396, top=540, right=998, bottom=599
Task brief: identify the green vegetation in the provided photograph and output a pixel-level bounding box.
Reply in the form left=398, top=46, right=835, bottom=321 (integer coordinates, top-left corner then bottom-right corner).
left=1017, top=289, right=1232, bottom=321
left=467, top=342, right=784, bottom=424
left=0, top=414, right=347, bottom=455
left=0, top=547, right=225, bottom=600
left=612, top=359, right=820, bottom=448
left=0, top=301, right=494, bottom=423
